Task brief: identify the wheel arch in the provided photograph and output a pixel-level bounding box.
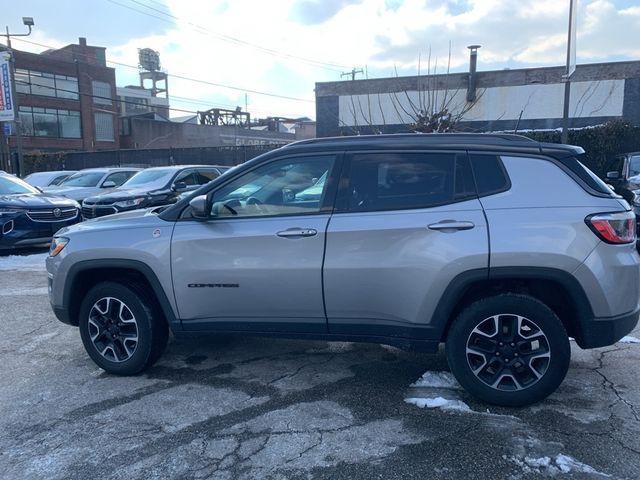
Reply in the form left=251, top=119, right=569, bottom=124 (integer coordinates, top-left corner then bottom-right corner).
left=433, top=267, right=594, bottom=347
left=63, top=259, right=179, bottom=331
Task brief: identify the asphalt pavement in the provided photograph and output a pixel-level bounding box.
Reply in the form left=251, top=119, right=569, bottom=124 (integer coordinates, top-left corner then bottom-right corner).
left=1, top=263, right=639, bottom=479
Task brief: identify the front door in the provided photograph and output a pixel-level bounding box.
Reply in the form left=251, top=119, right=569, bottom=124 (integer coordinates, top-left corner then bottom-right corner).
left=171, top=154, right=338, bottom=333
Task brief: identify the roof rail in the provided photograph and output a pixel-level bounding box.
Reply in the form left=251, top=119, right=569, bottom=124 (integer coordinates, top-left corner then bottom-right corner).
left=285, top=132, right=537, bottom=148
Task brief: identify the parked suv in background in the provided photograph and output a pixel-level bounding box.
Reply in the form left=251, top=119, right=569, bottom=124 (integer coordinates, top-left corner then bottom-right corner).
left=45, top=167, right=140, bottom=202
left=0, top=172, right=80, bottom=249
left=46, top=134, right=639, bottom=407
left=605, top=151, right=640, bottom=246
left=81, top=165, right=229, bottom=219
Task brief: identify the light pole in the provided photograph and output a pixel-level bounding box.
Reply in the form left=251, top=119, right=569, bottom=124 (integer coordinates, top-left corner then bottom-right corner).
left=561, top=1, right=577, bottom=144
left=4, top=17, right=34, bottom=176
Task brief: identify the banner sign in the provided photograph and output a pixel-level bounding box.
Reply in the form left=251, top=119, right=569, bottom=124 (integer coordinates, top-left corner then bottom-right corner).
left=0, top=51, right=15, bottom=122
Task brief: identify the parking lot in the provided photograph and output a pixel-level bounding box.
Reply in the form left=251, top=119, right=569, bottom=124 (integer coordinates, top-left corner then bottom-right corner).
left=1, top=252, right=640, bottom=479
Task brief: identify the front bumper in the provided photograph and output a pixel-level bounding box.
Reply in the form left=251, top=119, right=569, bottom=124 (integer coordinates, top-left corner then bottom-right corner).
left=0, top=212, right=80, bottom=249
left=575, top=306, right=639, bottom=348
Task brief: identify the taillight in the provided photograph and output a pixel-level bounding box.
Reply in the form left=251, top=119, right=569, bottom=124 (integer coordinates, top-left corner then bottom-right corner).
left=586, top=212, right=636, bottom=244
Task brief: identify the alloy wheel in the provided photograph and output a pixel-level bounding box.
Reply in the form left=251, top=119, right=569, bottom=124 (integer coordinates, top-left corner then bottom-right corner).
left=87, top=297, right=139, bottom=362
left=465, top=314, right=551, bottom=391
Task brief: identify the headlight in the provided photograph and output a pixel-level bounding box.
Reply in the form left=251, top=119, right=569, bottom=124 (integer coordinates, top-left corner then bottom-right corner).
left=0, top=207, right=24, bottom=215
left=49, top=237, right=69, bottom=257
left=113, top=197, right=146, bottom=208
left=632, top=190, right=640, bottom=207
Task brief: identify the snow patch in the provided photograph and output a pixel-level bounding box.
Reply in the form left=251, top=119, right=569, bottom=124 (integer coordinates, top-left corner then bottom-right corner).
left=618, top=335, right=640, bottom=344
left=410, top=371, right=461, bottom=389
left=506, top=453, right=610, bottom=477
left=404, top=396, right=471, bottom=412
left=0, top=253, right=48, bottom=271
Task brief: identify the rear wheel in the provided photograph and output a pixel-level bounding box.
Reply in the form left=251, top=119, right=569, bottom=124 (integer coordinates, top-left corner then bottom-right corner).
left=78, top=281, right=168, bottom=375
left=446, top=294, right=570, bottom=407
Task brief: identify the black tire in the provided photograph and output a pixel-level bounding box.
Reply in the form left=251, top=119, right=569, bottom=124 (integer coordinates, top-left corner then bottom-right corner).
left=78, top=281, right=168, bottom=375
left=446, top=294, right=570, bottom=407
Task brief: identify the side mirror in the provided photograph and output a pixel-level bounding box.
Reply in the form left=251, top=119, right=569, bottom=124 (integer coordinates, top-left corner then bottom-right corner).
left=606, top=171, right=621, bottom=180
left=102, top=181, right=116, bottom=188
left=189, top=195, right=209, bottom=220
left=173, top=181, right=188, bottom=192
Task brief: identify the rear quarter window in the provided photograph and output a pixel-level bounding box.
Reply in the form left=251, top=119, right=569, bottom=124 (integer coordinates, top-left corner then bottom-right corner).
left=469, top=154, right=510, bottom=196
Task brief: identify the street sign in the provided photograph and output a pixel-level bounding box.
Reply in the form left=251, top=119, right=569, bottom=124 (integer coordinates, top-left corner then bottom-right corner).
left=3, top=123, right=11, bottom=136
left=0, top=51, right=15, bottom=122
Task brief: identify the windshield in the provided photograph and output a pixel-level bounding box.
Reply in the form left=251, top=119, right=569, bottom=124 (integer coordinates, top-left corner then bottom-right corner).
left=60, top=171, right=105, bottom=187
left=122, top=169, right=175, bottom=189
left=0, top=175, right=39, bottom=195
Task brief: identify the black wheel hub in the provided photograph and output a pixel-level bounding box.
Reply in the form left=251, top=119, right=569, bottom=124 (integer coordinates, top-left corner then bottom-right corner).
left=466, top=314, right=551, bottom=391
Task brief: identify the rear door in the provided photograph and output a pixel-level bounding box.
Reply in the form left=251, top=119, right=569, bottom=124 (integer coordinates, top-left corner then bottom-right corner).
left=323, top=150, right=489, bottom=340
left=171, top=154, right=339, bottom=333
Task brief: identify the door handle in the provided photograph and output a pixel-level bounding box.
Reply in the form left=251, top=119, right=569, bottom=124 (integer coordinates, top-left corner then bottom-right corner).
left=276, top=228, right=318, bottom=238
left=428, top=220, right=475, bottom=231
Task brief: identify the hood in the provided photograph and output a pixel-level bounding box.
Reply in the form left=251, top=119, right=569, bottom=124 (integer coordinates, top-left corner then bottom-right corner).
left=56, top=207, right=168, bottom=237
left=0, top=192, right=79, bottom=209
left=45, top=186, right=108, bottom=201
left=84, top=187, right=164, bottom=204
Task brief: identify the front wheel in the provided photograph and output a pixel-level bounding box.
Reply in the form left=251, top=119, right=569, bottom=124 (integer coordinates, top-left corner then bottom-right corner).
left=78, top=282, right=168, bottom=375
left=446, top=294, right=570, bottom=407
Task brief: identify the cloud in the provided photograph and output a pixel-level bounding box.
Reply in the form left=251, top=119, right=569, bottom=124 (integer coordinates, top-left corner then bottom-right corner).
left=290, top=0, right=365, bottom=25
left=5, top=0, right=637, bottom=121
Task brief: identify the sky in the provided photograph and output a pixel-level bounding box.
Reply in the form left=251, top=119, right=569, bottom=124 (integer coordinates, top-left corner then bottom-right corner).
left=2, top=0, right=639, bottom=121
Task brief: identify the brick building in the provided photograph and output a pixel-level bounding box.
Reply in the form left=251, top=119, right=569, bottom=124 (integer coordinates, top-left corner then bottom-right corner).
left=8, top=37, right=119, bottom=154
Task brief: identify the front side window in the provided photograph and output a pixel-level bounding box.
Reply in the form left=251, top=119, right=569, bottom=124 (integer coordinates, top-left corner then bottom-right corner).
left=210, top=155, right=334, bottom=218
left=347, top=152, right=468, bottom=212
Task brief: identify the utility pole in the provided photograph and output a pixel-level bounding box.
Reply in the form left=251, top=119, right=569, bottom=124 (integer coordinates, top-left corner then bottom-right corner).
left=341, top=68, right=363, bottom=81
left=561, top=0, right=577, bottom=144
left=3, top=17, right=34, bottom=176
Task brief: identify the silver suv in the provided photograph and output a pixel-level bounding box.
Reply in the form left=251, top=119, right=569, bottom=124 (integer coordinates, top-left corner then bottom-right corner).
left=46, top=134, right=640, bottom=407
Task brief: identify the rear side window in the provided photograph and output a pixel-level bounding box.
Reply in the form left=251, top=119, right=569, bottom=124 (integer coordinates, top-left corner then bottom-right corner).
left=347, top=152, right=473, bottom=212
left=469, top=154, right=510, bottom=196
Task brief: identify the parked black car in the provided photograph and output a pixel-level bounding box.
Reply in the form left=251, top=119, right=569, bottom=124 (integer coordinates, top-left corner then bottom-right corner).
left=81, top=165, right=229, bottom=219
left=0, top=172, right=81, bottom=249
left=604, top=151, right=640, bottom=246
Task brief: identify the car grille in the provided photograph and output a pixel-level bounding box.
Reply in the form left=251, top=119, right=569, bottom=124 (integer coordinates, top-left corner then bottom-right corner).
left=26, top=208, right=78, bottom=222
left=82, top=205, right=117, bottom=219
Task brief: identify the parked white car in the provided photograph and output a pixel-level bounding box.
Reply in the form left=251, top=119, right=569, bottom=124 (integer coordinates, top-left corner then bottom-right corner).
left=23, top=170, right=78, bottom=188
left=45, top=168, right=140, bottom=202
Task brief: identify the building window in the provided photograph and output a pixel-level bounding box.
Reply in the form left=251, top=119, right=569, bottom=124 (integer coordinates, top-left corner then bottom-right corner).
left=14, top=69, right=79, bottom=100
left=95, top=112, right=114, bottom=141
left=92, top=81, right=112, bottom=105
left=18, top=106, right=81, bottom=139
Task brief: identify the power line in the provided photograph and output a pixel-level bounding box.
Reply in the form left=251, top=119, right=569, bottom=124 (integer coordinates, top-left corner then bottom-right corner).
left=15, top=80, right=310, bottom=120
left=12, top=37, right=315, bottom=103
left=107, top=0, right=350, bottom=72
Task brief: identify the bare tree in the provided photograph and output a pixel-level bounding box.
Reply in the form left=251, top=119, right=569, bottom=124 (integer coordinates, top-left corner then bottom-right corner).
left=348, top=43, right=484, bottom=134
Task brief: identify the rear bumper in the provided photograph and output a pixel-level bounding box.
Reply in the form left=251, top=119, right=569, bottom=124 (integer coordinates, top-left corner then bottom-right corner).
left=575, top=307, right=639, bottom=348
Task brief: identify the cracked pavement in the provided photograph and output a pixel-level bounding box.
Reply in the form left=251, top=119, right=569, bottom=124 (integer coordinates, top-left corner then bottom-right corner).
left=1, top=265, right=640, bottom=479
